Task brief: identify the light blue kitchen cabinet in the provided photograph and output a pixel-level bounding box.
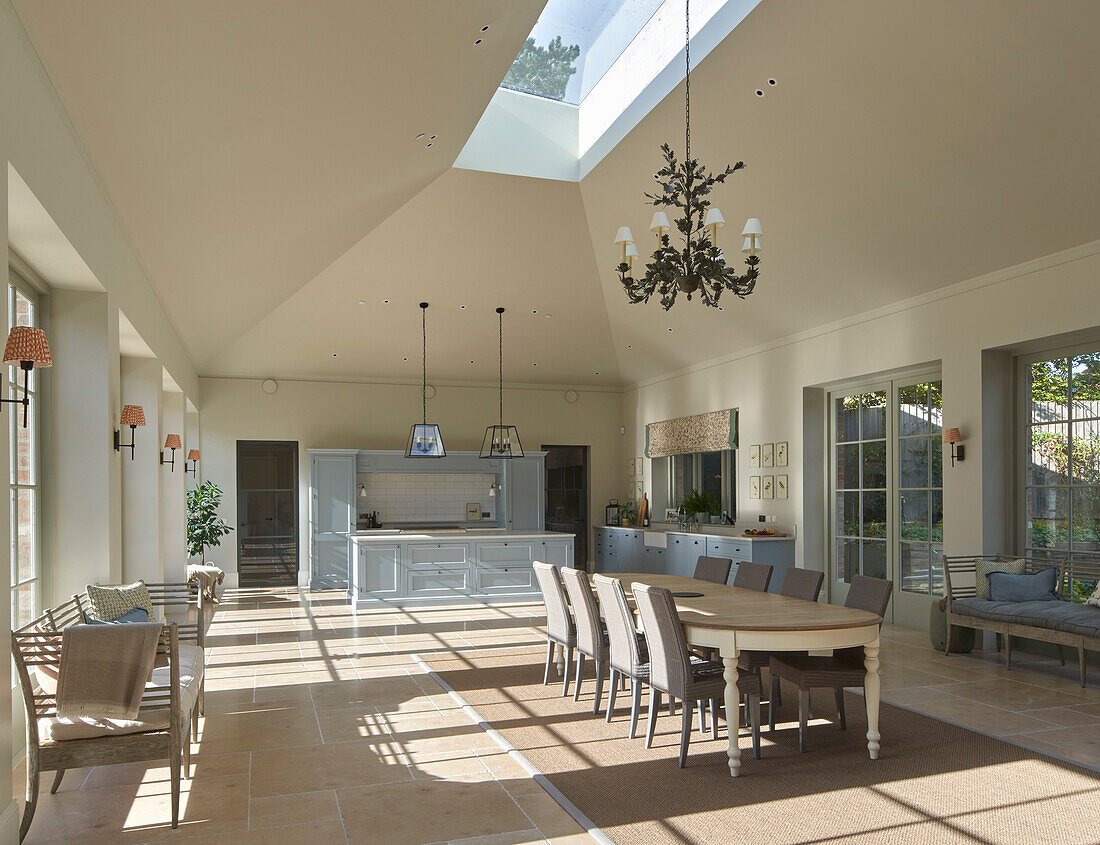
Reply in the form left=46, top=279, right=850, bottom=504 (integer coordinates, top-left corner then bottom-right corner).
left=504, top=455, right=545, bottom=531
left=642, top=545, right=667, bottom=574
left=309, top=450, right=356, bottom=589
left=617, top=529, right=644, bottom=572
left=540, top=537, right=573, bottom=568
left=666, top=533, right=707, bottom=578
left=359, top=544, right=401, bottom=597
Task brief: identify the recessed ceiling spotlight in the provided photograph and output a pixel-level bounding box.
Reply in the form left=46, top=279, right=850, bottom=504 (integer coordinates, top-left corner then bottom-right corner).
left=426, top=143, right=432, bottom=148
left=481, top=25, right=490, bottom=32
left=358, top=299, right=366, bottom=305
left=403, top=356, right=408, bottom=361
left=755, top=89, right=765, bottom=97
left=668, top=327, right=674, bottom=332
left=718, top=306, right=724, bottom=311
left=469, top=360, right=475, bottom=364
left=332, top=352, right=339, bottom=358
left=532, top=362, right=538, bottom=367
left=544, top=313, right=552, bottom=318
left=383, top=299, right=390, bottom=304
left=460, top=305, right=467, bottom=309
left=594, top=371, right=600, bottom=375
left=474, top=38, right=482, bottom=45
left=626, top=345, right=632, bottom=349
left=430, top=135, right=437, bottom=140
left=767, top=78, right=777, bottom=86
left=531, top=309, right=538, bottom=314
left=415, top=133, right=426, bottom=141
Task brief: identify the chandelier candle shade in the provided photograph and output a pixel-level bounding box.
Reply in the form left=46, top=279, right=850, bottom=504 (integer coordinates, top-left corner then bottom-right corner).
left=615, top=0, right=763, bottom=310
left=161, top=434, right=183, bottom=470
left=114, top=404, right=146, bottom=459
left=1, top=326, right=52, bottom=428
left=480, top=307, right=524, bottom=459
left=405, top=302, right=446, bottom=458
left=185, top=449, right=200, bottom=476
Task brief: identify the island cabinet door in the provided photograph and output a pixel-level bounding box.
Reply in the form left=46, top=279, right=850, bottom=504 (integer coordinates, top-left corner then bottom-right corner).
left=540, top=539, right=573, bottom=568
left=474, top=540, right=538, bottom=595
left=706, top=538, right=749, bottom=563
left=406, top=566, right=471, bottom=598
left=360, top=544, right=402, bottom=598
left=405, top=543, right=471, bottom=568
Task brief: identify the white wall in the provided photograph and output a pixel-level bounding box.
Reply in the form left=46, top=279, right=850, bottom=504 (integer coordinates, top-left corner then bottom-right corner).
left=200, top=377, right=624, bottom=582
left=160, top=390, right=187, bottom=581
left=121, top=357, right=163, bottom=584
left=624, top=241, right=1100, bottom=606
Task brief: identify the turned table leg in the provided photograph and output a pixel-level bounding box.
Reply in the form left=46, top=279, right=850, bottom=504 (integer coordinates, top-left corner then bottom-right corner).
left=722, top=651, right=742, bottom=777
left=864, top=637, right=881, bottom=760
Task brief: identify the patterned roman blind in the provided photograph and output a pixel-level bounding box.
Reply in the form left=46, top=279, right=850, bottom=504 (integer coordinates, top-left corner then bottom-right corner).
left=645, top=409, right=738, bottom=458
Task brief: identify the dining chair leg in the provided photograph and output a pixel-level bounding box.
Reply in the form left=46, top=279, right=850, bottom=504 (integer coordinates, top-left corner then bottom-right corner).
left=629, top=679, right=643, bottom=739
left=543, top=640, right=554, bottom=686
left=797, top=688, right=810, bottom=753
left=593, top=659, right=606, bottom=715
left=698, top=699, right=707, bottom=734
left=669, top=696, right=676, bottom=716
left=562, top=646, right=573, bottom=697
left=573, top=653, right=585, bottom=702
left=750, top=695, right=762, bottom=759
left=646, top=689, right=661, bottom=748
left=834, top=686, right=847, bottom=730
left=774, top=671, right=783, bottom=706
left=710, top=698, right=719, bottom=741
left=769, top=673, right=779, bottom=732
left=679, top=700, right=694, bottom=768
left=606, top=669, right=619, bottom=723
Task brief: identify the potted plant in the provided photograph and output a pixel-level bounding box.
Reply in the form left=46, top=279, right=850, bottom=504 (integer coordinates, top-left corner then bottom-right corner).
left=680, top=489, right=712, bottom=524
left=617, top=500, right=638, bottom=527
left=186, top=481, right=234, bottom=564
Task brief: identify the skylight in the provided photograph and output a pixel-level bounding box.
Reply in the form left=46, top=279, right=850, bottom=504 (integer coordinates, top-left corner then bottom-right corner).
left=500, top=0, right=665, bottom=106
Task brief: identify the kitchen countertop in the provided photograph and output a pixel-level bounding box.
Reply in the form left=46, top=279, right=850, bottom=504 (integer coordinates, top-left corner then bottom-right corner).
left=349, top=529, right=575, bottom=542
left=599, top=524, right=794, bottom=542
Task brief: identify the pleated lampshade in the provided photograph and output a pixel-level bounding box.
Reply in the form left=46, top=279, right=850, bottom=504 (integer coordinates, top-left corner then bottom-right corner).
left=187, top=449, right=201, bottom=461
left=120, top=405, right=146, bottom=427
left=3, top=326, right=52, bottom=367
left=164, top=434, right=182, bottom=450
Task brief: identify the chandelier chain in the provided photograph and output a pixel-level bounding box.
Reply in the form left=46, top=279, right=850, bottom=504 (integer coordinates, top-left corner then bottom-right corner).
left=421, top=305, right=427, bottom=424
left=685, top=0, right=690, bottom=164
left=498, top=310, right=503, bottom=425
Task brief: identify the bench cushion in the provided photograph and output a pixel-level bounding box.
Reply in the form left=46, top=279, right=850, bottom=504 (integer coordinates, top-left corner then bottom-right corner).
left=952, top=598, right=1100, bottom=639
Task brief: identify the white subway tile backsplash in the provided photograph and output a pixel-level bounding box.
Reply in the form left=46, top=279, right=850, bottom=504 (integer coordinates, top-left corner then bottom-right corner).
left=358, top=472, right=496, bottom=524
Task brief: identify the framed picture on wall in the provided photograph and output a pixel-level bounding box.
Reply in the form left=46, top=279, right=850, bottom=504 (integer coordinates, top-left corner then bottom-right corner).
left=776, top=441, right=788, bottom=467
left=627, top=458, right=636, bottom=478
left=636, top=456, right=644, bottom=476
left=762, top=475, right=774, bottom=499
left=761, top=443, right=774, bottom=468
left=749, top=445, right=760, bottom=468
left=749, top=476, right=760, bottom=499
left=776, top=474, right=788, bottom=499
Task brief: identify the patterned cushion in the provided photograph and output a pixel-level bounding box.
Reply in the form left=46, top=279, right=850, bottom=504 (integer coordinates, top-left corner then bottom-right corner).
left=1087, top=582, right=1100, bottom=608
left=86, top=582, right=158, bottom=623
left=974, top=559, right=1026, bottom=600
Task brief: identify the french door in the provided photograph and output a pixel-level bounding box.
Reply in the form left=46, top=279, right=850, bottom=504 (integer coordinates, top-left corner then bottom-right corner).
left=829, top=372, right=943, bottom=627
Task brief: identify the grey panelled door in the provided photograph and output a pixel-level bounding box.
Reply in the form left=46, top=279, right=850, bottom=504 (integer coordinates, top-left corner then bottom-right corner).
left=237, top=441, right=299, bottom=586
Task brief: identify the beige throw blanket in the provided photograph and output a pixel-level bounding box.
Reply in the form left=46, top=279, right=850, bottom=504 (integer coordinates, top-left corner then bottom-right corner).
left=56, top=623, right=162, bottom=720
left=187, top=563, right=225, bottom=602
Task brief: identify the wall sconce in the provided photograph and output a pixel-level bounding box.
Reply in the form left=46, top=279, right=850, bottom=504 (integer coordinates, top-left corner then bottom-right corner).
left=161, top=434, right=182, bottom=470
left=944, top=428, right=965, bottom=466
left=1, top=326, right=52, bottom=428
left=185, top=449, right=200, bottom=476
left=488, top=482, right=499, bottom=497
left=114, top=405, right=145, bottom=459
left=356, top=482, right=367, bottom=498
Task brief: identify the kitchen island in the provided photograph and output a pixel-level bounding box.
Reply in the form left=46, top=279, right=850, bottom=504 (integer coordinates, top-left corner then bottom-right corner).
left=348, top=529, right=574, bottom=606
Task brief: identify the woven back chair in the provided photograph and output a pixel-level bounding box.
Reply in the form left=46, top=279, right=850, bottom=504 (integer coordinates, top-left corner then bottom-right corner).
left=779, top=567, right=824, bottom=601
left=533, top=562, right=576, bottom=696
left=592, top=574, right=651, bottom=737
left=693, top=556, right=732, bottom=585
left=561, top=567, right=609, bottom=712
left=732, top=561, right=773, bottom=592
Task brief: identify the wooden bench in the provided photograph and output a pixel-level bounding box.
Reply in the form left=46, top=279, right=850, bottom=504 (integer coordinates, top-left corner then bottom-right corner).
left=943, top=554, right=1100, bottom=686
left=11, top=582, right=207, bottom=842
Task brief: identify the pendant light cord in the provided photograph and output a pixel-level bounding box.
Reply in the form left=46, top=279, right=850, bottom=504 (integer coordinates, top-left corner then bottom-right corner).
left=498, top=309, right=504, bottom=425
left=421, top=304, right=427, bottom=424
left=685, top=0, right=691, bottom=164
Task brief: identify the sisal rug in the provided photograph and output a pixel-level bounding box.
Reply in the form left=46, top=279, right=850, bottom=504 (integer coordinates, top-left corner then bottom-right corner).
left=424, top=647, right=1100, bottom=845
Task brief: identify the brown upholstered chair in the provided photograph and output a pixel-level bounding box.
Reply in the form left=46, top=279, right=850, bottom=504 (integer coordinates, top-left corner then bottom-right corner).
left=693, top=555, right=732, bottom=585
left=768, top=574, right=893, bottom=752
left=533, top=562, right=576, bottom=697
left=739, top=567, right=825, bottom=674
left=732, top=560, right=773, bottom=592
left=561, top=567, right=609, bottom=714
left=632, top=582, right=762, bottom=767
left=592, top=574, right=651, bottom=738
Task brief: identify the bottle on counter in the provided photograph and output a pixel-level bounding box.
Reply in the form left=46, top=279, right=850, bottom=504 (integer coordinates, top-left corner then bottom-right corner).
left=640, top=493, right=650, bottom=527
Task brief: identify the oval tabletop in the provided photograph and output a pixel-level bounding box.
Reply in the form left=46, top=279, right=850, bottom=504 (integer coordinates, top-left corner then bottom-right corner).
left=607, top=572, right=881, bottom=632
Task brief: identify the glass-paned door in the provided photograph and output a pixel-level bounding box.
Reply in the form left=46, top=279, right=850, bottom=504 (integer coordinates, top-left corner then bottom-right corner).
left=237, top=441, right=299, bottom=586
left=830, top=374, right=944, bottom=626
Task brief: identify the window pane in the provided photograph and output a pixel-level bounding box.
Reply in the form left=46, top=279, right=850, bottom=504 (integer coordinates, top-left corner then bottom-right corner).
left=15, top=488, right=35, bottom=582
left=862, top=491, right=886, bottom=538
left=899, top=437, right=929, bottom=489
left=1071, top=352, right=1100, bottom=418
left=836, top=396, right=859, bottom=442
left=12, top=394, right=34, bottom=485
left=836, top=444, right=860, bottom=489
left=836, top=492, right=860, bottom=536
left=900, top=542, right=930, bottom=594
left=1071, top=487, right=1100, bottom=554
left=862, top=539, right=887, bottom=579
left=931, top=544, right=944, bottom=595
left=901, top=491, right=930, bottom=541
left=700, top=451, right=723, bottom=507
left=860, top=391, right=887, bottom=440
left=1028, top=423, right=1069, bottom=485
left=1070, top=419, right=1100, bottom=484
left=898, top=383, right=929, bottom=436
left=862, top=441, right=887, bottom=489
left=931, top=490, right=944, bottom=542
left=931, top=436, right=943, bottom=488
left=929, top=381, right=943, bottom=436
left=14, top=581, right=36, bottom=629
left=1026, top=487, right=1068, bottom=550
left=836, top=538, right=858, bottom=583
left=1030, top=358, right=1068, bottom=422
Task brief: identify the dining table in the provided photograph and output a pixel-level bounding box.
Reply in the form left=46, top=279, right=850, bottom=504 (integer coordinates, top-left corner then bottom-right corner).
left=603, top=572, right=884, bottom=777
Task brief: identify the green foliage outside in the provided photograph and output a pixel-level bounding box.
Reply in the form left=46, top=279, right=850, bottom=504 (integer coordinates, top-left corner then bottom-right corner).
left=501, top=36, right=580, bottom=101
left=186, top=481, right=234, bottom=562
left=680, top=488, right=720, bottom=516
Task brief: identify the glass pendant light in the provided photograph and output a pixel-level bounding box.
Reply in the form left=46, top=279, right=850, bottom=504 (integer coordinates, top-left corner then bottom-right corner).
left=480, top=307, right=524, bottom=459
left=405, top=302, right=446, bottom=458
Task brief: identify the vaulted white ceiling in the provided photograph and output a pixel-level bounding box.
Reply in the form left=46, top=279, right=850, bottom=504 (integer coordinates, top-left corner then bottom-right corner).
left=11, top=0, right=1100, bottom=388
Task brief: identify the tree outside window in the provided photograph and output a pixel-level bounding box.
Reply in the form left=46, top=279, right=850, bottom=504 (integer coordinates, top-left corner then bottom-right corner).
left=501, top=36, right=581, bottom=101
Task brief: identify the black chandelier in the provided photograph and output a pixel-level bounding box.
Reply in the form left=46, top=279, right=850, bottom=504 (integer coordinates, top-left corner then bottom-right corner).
left=480, top=307, right=523, bottom=459
left=615, top=0, right=763, bottom=310
left=405, top=302, right=446, bottom=458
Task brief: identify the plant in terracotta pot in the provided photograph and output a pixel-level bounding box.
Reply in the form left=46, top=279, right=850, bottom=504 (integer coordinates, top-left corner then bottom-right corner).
left=617, top=500, right=638, bottom=527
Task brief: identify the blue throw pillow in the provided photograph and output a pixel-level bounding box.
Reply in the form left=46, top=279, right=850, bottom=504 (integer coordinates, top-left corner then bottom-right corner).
left=84, top=607, right=151, bottom=625
left=987, top=567, right=1061, bottom=602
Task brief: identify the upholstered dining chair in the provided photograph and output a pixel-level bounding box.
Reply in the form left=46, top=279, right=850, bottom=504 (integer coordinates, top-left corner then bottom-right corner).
left=732, top=561, right=773, bottom=592
left=693, top=555, right=733, bottom=585
left=632, top=582, right=763, bottom=767
left=768, top=574, right=893, bottom=752
left=592, top=574, right=651, bottom=739
left=738, top=567, right=825, bottom=705
left=533, top=562, right=576, bottom=697
left=561, top=567, right=609, bottom=714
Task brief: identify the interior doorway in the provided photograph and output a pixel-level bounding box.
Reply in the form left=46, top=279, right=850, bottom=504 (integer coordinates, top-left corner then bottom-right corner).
left=543, top=445, right=589, bottom=569
left=237, top=441, right=299, bottom=586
